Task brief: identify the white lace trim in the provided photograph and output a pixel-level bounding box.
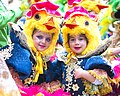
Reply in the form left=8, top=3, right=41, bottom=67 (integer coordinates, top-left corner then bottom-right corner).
left=0, top=43, right=14, bottom=60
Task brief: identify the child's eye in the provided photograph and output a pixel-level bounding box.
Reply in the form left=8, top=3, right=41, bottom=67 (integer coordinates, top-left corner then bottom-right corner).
left=37, top=35, right=43, bottom=39
left=79, top=38, right=84, bottom=41
left=70, top=38, right=75, bottom=41
left=46, top=37, right=51, bottom=42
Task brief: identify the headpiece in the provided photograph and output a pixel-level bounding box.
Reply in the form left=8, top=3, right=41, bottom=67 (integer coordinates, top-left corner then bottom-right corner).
left=65, top=0, right=108, bottom=21
left=62, top=6, right=101, bottom=56
left=67, top=0, right=108, bottom=14
left=24, top=0, right=61, bottom=56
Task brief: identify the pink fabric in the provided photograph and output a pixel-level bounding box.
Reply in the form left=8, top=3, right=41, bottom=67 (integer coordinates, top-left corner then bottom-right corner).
left=115, top=58, right=120, bottom=61
left=114, top=65, right=120, bottom=78
left=18, top=84, right=70, bottom=96
left=50, top=53, right=58, bottom=62
left=19, top=85, right=51, bottom=96
left=68, top=0, right=81, bottom=6
left=26, top=1, right=61, bottom=18
left=64, top=6, right=95, bottom=20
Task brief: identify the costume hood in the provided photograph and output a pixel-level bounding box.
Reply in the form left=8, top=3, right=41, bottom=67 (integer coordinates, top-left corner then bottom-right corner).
left=64, top=0, right=108, bottom=22
left=62, top=6, right=101, bottom=55
left=24, top=1, right=61, bottom=56
left=67, top=0, right=108, bottom=14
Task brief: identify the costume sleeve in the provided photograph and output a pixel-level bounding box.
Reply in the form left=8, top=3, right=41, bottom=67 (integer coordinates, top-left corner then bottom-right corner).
left=84, top=56, right=114, bottom=78
left=0, top=43, right=32, bottom=80
left=83, top=56, right=114, bottom=95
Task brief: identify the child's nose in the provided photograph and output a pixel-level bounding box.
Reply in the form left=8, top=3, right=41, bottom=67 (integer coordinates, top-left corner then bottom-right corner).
left=42, top=38, right=46, bottom=43
left=75, top=39, right=79, bottom=44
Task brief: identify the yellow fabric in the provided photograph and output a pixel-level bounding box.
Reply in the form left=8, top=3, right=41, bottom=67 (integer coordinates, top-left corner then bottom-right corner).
left=102, top=48, right=116, bottom=62
left=83, top=70, right=113, bottom=95
left=65, top=52, right=76, bottom=64
left=34, top=51, right=48, bottom=82
left=36, top=92, right=44, bottom=96
left=80, top=0, right=100, bottom=14
left=65, top=0, right=106, bottom=14
left=34, top=52, right=43, bottom=82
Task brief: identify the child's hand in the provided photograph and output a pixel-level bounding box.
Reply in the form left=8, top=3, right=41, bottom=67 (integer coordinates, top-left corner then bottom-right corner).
left=74, top=68, right=85, bottom=79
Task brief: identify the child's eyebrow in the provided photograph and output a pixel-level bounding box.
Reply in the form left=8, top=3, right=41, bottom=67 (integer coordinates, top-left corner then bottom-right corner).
left=70, top=36, right=74, bottom=38
left=69, top=35, right=76, bottom=37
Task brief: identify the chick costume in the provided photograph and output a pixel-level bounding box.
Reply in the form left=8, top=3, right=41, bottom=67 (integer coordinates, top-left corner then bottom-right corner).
left=61, top=6, right=114, bottom=96
left=0, top=1, right=70, bottom=96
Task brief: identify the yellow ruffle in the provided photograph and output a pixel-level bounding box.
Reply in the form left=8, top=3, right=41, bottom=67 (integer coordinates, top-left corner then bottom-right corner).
left=65, top=52, right=76, bottom=64
left=113, top=77, right=120, bottom=84
left=102, top=48, right=116, bottom=62
left=36, top=92, right=44, bottom=96
left=80, top=1, right=100, bottom=14
left=83, top=70, right=113, bottom=95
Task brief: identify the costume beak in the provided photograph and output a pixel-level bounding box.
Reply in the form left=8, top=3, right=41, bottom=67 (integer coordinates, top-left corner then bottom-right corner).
left=96, top=4, right=108, bottom=10
left=64, top=18, right=79, bottom=29
left=65, top=24, right=79, bottom=29
left=43, top=17, right=55, bottom=30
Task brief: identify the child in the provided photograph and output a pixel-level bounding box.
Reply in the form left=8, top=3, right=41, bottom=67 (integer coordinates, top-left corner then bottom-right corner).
left=61, top=6, right=114, bottom=96
left=0, top=1, right=70, bottom=96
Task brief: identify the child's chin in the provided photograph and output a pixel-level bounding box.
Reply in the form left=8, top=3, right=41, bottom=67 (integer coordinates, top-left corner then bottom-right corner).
left=38, top=47, right=47, bottom=51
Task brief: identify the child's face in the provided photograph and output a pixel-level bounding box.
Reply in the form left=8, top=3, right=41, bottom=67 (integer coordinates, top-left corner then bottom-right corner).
left=69, top=34, right=87, bottom=54
left=33, top=30, right=53, bottom=51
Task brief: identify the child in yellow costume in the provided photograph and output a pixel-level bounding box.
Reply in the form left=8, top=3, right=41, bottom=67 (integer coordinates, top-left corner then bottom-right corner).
left=61, top=6, right=114, bottom=96
left=0, top=1, right=70, bottom=96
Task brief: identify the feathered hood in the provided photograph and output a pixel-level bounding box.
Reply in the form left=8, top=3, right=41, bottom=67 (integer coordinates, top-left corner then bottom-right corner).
left=67, top=0, right=108, bottom=14
left=61, top=6, right=101, bottom=56
left=64, top=0, right=108, bottom=22
left=24, top=1, right=62, bottom=56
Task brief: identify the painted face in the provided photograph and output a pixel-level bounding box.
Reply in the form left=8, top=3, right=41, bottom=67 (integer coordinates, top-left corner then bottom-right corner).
left=69, top=34, right=88, bottom=54
left=33, top=30, right=53, bottom=51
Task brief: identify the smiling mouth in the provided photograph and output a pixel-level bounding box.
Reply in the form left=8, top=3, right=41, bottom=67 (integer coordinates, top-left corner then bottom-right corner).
left=39, top=44, right=46, bottom=48
left=74, top=47, right=80, bottom=50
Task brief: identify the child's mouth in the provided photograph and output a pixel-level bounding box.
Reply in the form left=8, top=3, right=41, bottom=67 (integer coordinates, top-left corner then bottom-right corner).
left=39, top=45, right=46, bottom=48
left=74, top=47, right=80, bottom=50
